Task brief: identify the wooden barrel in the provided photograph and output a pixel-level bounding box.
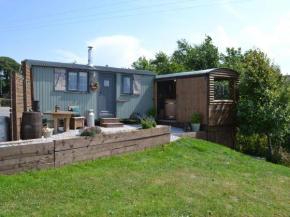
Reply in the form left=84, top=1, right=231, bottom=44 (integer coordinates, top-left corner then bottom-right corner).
left=21, top=112, right=42, bottom=140
left=164, top=99, right=177, bottom=120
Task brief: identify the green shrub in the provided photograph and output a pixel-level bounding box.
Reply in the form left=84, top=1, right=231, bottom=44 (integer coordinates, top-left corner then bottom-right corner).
left=140, top=117, right=157, bottom=129
left=119, top=118, right=141, bottom=124
left=236, top=133, right=268, bottom=158
left=190, top=113, right=202, bottom=123
left=80, top=126, right=102, bottom=136
left=1, top=98, right=11, bottom=107
left=147, top=108, right=156, bottom=118
left=272, top=146, right=290, bottom=167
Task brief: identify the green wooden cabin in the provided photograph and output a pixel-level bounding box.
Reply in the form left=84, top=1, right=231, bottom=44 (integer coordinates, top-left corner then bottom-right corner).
left=22, top=59, right=155, bottom=120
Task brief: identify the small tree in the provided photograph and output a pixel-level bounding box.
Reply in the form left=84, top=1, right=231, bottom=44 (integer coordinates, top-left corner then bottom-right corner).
left=172, top=36, right=220, bottom=71
left=238, top=49, right=290, bottom=162
left=131, top=36, right=220, bottom=75
left=220, top=47, right=244, bottom=73
left=0, top=57, right=20, bottom=95
left=131, top=56, right=155, bottom=72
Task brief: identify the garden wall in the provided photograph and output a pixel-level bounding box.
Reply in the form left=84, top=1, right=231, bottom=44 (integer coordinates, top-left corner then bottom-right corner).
left=0, top=126, right=171, bottom=175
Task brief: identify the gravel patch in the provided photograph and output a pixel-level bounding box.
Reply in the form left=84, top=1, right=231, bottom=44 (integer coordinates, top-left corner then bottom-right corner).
left=0, top=124, right=143, bottom=147
left=0, top=124, right=184, bottom=147
left=0, top=128, right=81, bottom=147
left=170, top=135, right=180, bottom=142
left=100, top=124, right=141, bottom=133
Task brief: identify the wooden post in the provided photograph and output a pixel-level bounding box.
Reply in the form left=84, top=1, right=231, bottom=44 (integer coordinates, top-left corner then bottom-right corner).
left=30, top=67, right=34, bottom=106
left=53, top=117, right=58, bottom=134
left=22, top=62, right=27, bottom=112
left=154, top=80, right=157, bottom=117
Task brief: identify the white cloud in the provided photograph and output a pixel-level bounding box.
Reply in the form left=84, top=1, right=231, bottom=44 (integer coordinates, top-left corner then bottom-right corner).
left=56, top=35, right=157, bottom=68
left=270, top=12, right=290, bottom=45
left=222, top=0, right=245, bottom=19
left=87, top=35, right=157, bottom=68
left=55, top=11, right=290, bottom=74
left=240, top=27, right=273, bottom=55
left=284, top=49, right=290, bottom=57
left=212, top=26, right=238, bottom=52
left=55, top=50, right=87, bottom=64
left=209, top=12, right=290, bottom=74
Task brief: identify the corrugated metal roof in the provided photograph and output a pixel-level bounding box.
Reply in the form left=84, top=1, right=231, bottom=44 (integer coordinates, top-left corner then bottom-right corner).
left=155, top=69, right=216, bottom=79
left=24, top=59, right=156, bottom=76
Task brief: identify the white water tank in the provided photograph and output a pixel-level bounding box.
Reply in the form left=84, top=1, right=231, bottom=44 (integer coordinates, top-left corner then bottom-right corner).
left=0, top=116, right=9, bottom=142
left=87, top=109, right=95, bottom=127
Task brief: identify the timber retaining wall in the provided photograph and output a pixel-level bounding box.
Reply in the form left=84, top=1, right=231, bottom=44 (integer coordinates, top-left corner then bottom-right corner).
left=0, top=126, right=171, bottom=175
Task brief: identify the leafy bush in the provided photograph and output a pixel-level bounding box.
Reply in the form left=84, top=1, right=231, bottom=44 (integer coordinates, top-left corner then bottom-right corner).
left=119, top=118, right=141, bottom=124
left=1, top=98, right=11, bottom=107
left=237, top=133, right=290, bottom=167
left=190, top=113, right=202, bottom=123
left=147, top=108, right=156, bottom=118
left=80, top=126, right=102, bottom=137
left=272, top=147, right=290, bottom=167
left=140, top=116, right=157, bottom=129
left=236, top=133, right=268, bottom=157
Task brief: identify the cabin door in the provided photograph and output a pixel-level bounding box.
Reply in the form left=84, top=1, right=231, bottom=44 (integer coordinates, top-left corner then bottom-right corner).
left=99, top=73, right=116, bottom=118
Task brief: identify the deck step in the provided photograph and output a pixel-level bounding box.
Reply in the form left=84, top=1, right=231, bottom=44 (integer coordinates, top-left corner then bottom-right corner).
left=100, top=118, right=120, bottom=124
left=101, top=123, right=124, bottom=128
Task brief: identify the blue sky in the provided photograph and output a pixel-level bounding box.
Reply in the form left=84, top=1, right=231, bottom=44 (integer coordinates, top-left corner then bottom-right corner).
left=0, top=0, right=290, bottom=74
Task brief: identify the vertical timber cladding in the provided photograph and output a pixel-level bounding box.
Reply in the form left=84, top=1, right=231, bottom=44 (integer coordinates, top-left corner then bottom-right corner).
left=21, top=61, right=33, bottom=111
left=176, top=75, right=208, bottom=125
left=10, top=62, right=34, bottom=141
left=10, top=72, right=24, bottom=141
left=207, top=69, right=239, bottom=149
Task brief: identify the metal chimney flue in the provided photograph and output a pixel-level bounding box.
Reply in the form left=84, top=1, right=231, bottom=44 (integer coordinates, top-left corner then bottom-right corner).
left=87, top=46, right=93, bottom=67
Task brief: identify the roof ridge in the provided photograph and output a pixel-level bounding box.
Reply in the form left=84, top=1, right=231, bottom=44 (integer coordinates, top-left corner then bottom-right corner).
left=24, top=59, right=156, bottom=76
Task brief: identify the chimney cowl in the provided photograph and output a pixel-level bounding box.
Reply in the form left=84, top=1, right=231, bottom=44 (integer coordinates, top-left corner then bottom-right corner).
left=87, top=46, right=93, bottom=67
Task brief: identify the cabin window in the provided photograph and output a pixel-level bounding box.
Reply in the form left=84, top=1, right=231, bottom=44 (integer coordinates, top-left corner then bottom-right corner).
left=214, top=79, right=234, bottom=100
left=79, top=72, right=88, bottom=91
left=122, top=75, right=132, bottom=94
left=54, top=68, right=66, bottom=91
left=67, top=71, right=88, bottom=92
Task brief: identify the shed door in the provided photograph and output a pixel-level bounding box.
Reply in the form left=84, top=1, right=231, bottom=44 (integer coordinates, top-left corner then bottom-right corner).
left=99, top=73, right=116, bottom=118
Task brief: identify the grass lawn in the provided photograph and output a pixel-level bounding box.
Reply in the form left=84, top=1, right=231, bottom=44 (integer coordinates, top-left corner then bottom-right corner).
left=0, top=138, right=289, bottom=217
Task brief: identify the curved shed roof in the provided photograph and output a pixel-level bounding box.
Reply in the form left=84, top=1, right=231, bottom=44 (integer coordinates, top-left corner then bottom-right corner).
left=24, top=59, right=156, bottom=76
left=155, top=68, right=238, bottom=80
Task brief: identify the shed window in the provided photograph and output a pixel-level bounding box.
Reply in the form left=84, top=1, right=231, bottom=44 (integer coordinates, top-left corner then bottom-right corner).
left=68, top=71, right=88, bottom=92
left=122, top=75, right=132, bottom=94
left=214, top=79, right=234, bottom=100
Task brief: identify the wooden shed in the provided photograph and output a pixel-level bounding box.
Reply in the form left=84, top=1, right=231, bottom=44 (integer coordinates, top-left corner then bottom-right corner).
left=154, top=68, right=239, bottom=148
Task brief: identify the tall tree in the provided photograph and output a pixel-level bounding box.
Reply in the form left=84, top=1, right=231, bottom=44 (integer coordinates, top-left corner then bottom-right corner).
left=131, top=56, right=155, bottom=72
left=238, top=49, right=290, bottom=161
left=0, top=57, right=20, bottom=95
left=220, top=47, right=244, bottom=73
left=131, top=36, right=220, bottom=74
left=172, top=36, right=220, bottom=71
left=151, top=52, right=182, bottom=75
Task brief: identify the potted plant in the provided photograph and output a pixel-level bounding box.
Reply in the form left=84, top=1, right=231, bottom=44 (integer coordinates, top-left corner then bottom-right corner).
left=190, top=113, right=202, bottom=132
left=55, top=104, right=60, bottom=112
left=43, top=127, right=53, bottom=138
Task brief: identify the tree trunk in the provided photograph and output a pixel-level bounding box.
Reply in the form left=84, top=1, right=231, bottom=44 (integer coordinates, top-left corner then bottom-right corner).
left=267, top=134, right=273, bottom=162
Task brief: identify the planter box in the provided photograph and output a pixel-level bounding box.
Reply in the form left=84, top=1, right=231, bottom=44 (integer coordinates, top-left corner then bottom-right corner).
left=54, top=126, right=171, bottom=168
left=0, top=126, right=171, bottom=175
